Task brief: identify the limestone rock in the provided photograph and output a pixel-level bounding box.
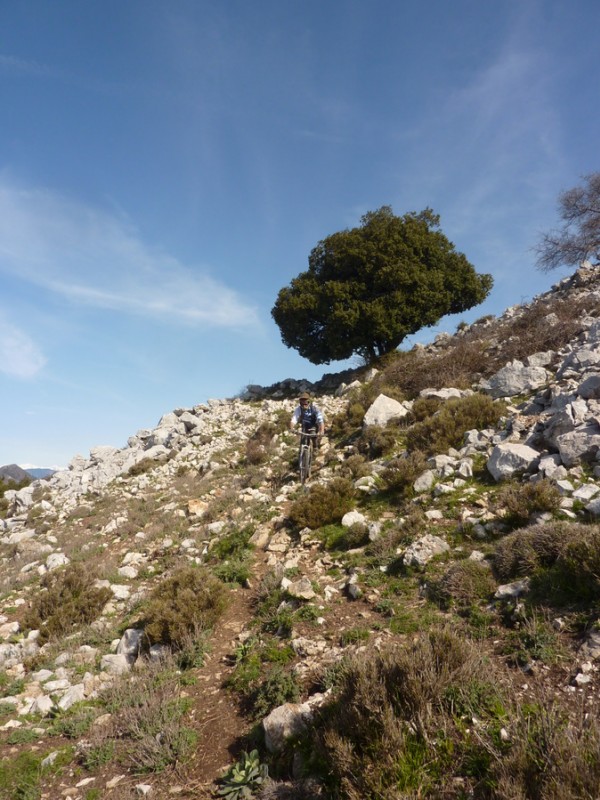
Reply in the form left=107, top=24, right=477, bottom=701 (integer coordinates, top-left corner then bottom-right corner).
left=363, top=394, right=410, bottom=427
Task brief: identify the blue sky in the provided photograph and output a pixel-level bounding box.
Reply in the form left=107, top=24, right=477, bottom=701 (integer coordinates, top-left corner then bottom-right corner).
left=0, top=0, right=598, bottom=468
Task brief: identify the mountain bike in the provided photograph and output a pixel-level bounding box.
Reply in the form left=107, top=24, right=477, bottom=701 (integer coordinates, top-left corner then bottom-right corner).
left=295, top=429, right=319, bottom=484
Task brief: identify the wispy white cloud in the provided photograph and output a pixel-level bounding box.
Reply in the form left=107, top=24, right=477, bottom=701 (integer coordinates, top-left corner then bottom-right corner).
left=0, top=312, right=46, bottom=378
left=0, top=53, right=55, bottom=78
left=0, top=179, right=259, bottom=329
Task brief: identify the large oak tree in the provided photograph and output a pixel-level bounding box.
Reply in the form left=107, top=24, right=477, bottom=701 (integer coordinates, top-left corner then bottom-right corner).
left=271, top=206, right=493, bottom=364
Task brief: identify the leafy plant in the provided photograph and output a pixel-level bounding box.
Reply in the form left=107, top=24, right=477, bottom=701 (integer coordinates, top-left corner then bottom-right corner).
left=218, top=749, right=269, bottom=799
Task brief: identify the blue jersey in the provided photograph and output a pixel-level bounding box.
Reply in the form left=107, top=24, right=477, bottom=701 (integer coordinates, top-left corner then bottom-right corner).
left=292, top=403, right=324, bottom=432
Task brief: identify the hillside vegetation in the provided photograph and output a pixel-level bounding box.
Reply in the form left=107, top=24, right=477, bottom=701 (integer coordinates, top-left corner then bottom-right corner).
left=2, top=265, right=600, bottom=799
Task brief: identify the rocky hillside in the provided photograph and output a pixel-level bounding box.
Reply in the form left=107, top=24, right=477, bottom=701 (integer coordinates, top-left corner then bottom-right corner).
left=2, top=265, right=600, bottom=799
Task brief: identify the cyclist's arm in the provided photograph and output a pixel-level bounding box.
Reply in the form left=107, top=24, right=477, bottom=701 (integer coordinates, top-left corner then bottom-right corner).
left=315, top=408, right=325, bottom=436
left=290, top=407, right=300, bottom=431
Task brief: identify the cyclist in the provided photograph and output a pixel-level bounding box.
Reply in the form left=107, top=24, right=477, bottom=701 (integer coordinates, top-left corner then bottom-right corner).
left=290, top=392, right=325, bottom=446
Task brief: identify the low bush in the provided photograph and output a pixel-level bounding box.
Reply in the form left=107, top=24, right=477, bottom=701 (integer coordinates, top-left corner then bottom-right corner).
left=405, top=393, right=506, bottom=456
left=356, top=424, right=398, bottom=459
left=503, top=612, right=565, bottom=667
left=380, top=450, right=427, bottom=497
left=428, top=559, right=497, bottom=611
left=287, top=478, right=355, bottom=530
left=381, top=340, right=490, bottom=397
left=92, top=658, right=197, bottom=774
left=491, top=521, right=581, bottom=581
left=209, top=526, right=255, bottom=585
left=492, top=695, right=600, bottom=799
left=338, top=453, right=371, bottom=480
left=21, top=563, right=112, bottom=644
left=128, top=456, right=165, bottom=476
left=318, top=522, right=369, bottom=551
left=226, top=639, right=299, bottom=719
left=496, top=479, right=561, bottom=528
left=555, top=525, right=600, bottom=602
left=246, top=421, right=279, bottom=465
left=0, top=750, right=42, bottom=800
left=137, top=566, right=227, bottom=649
left=312, top=627, right=507, bottom=799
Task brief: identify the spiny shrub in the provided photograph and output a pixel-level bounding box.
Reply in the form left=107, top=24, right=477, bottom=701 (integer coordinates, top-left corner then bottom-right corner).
left=357, top=424, right=399, bottom=459
left=330, top=401, right=367, bottom=439
left=251, top=666, right=300, bottom=719
left=246, top=421, right=279, bottom=465
left=428, top=559, right=497, bottom=611
left=491, top=521, right=582, bottom=581
left=138, top=566, right=227, bottom=649
left=381, top=450, right=427, bottom=497
left=365, top=507, right=426, bottom=562
left=496, top=478, right=561, bottom=527
left=21, top=563, right=111, bottom=644
left=405, top=393, right=506, bottom=456
left=409, top=395, right=443, bottom=421
left=128, top=456, right=165, bottom=476
left=287, top=478, right=355, bottom=530
left=555, top=526, right=600, bottom=602
left=312, top=627, right=506, bottom=799
left=338, top=453, right=371, bottom=480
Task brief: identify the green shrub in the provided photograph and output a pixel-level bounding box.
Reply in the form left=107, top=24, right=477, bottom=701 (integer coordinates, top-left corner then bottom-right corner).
left=405, top=393, right=506, bottom=456
left=0, top=750, right=42, bottom=800
left=209, top=526, right=254, bottom=586
left=380, top=451, right=427, bottom=497
left=428, top=559, right=497, bottom=610
left=503, top=613, right=565, bottom=667
left=357, top=424, right=398, bottom=459
left=251, top=666, right=300, bottom=719
left=318, top=522, right=369, bottom=551
left=287, top=478, right=355, bottom=530
left=409, top=395, right=443, bottom=421
left=496, top=479, right=561, bottom=527
left=21, top=563, right=112, bottom=644
left=226, top=640, right=299, bottom=719
left=137, top=566, right=227, bottom=649
left=338, top=454, right=371, bottom=480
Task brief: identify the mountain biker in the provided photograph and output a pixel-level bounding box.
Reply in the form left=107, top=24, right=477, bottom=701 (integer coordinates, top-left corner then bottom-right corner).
left=290, top=392, right=325, bottom=446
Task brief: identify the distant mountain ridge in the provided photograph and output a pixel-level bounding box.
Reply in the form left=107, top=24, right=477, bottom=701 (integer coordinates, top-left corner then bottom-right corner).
left=24, top=468, right=56, bottom=480
left=0, top=464, right=55, bottom=483
left=0, top=464, right=31, bottom=484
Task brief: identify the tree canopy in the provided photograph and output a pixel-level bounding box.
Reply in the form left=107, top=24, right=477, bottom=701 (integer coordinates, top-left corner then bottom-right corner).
left=271, top=206, right=493, bottom=364
left=536, top=172, right=600, bottom=272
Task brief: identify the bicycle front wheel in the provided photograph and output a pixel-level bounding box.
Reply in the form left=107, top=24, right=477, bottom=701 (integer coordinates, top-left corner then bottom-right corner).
left=300, top=444, right=312, bottom=484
